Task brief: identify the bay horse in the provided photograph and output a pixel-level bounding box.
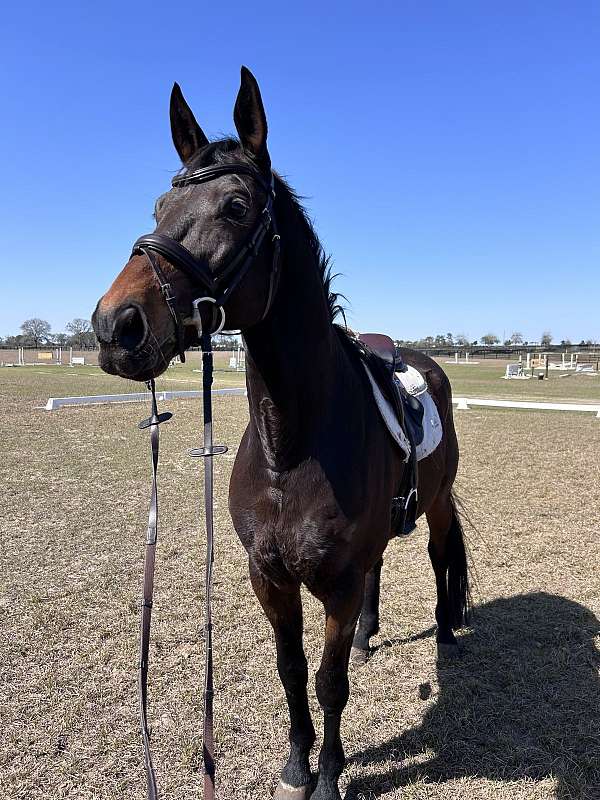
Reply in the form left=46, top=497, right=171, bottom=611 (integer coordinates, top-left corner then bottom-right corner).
left=92, top=67, right=470, bottom=800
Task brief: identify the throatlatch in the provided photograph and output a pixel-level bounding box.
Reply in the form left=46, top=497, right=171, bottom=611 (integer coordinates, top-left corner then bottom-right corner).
left=137, top=331, right=227, bottom=800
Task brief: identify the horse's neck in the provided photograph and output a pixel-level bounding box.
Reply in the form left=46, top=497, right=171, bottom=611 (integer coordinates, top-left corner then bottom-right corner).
left=242, top=246, right=343, bottom=471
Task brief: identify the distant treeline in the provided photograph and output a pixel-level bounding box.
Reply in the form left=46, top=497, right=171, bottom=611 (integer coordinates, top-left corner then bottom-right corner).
left=397, top=343, right=600, bottom=359
left=3, top=319, right=598, bottom=355
left=1, top=318, right=97, bottom=349
left=394, top=331, right=598, bottom=350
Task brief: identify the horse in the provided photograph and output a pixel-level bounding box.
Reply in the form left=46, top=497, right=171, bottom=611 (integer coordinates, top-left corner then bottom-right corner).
left=92, top=67, right=470, bottom=800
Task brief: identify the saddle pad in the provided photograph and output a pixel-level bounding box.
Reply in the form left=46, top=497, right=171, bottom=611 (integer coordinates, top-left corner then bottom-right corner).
left=364, top=363, right=443, bottom=462
left=396, top=366, right=443, bottom=461
left=363, top=365, right=410, bottom=462
left=395, top=363, right=428, bottom=395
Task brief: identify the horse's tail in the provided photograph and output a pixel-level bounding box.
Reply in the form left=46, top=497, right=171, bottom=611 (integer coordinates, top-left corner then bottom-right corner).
left=447, top=494, right=472, bottom=629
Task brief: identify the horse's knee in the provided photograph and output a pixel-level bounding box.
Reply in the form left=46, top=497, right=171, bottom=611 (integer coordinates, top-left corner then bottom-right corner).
left=315, top=666, right=349, bottom=714
left=277, top=654, right=309, bottom=691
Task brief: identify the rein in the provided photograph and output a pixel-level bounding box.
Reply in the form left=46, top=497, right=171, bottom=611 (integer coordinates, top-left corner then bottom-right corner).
left=134, top=163, right=281, bottom=799
left=138, top=331, right=225, bottom=800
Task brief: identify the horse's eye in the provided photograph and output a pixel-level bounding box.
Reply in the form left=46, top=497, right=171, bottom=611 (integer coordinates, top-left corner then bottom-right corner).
left=228, top=197, right=249, bottom=220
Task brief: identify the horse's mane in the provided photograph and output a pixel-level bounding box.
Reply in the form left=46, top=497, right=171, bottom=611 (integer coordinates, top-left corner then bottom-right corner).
left=181, top=138, right=347, bottom=326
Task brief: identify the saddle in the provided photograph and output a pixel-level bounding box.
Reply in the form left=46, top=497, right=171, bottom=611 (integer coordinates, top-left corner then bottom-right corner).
left=355, top=333, right=424, bottom=536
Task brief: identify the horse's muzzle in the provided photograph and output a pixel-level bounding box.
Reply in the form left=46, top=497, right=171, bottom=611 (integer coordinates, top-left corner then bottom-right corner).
left=93, top=301, right=148, bottom=352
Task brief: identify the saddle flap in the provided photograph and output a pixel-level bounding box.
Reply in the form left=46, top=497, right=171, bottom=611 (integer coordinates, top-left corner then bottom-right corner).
left=400, top=388, right=425, bottom=447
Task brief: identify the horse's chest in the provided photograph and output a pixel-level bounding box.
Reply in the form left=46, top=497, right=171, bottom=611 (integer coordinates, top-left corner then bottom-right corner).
left=231, top=465, right=353, bottom=585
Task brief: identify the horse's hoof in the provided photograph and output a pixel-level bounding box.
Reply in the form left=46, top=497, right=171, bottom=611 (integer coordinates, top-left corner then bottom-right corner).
left=274, top=780, right=312, bottom=800
left=309, top=783, right=342, bottom=800
left=350, top=646, right=370, bottom=665
left=437, top=641, right=460, bottom=659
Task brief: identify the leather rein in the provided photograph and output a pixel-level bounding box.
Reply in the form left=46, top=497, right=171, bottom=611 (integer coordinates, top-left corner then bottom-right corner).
left=134, top=163, right=281, bottom=800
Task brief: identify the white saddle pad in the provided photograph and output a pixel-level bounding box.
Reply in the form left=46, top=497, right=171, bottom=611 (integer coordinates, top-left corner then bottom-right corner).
left=363, top=363, right=443, bottom=462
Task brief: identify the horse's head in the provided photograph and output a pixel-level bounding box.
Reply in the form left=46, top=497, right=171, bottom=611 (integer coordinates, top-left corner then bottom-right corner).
left=92, top=67, right=278, bottom=381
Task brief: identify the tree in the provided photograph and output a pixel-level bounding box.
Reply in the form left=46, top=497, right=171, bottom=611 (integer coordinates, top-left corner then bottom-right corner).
left=2, top=334, right=26, bottom=347
left=21, top=318, right=51, bottom=347
left=66, top=318, right=96, bottom=348
left=481, top=333, right=500, bottom=346
left=510, top=331, right=523, bottom=345
left=213, top=334, right=239, bottom=351
left=540, top=331, right=553, bottom=347
left=446, top=332, right=454, bottom=346
left=455, top=333, right=469, bottom=347
left=53, top=333, right=69, bottom=346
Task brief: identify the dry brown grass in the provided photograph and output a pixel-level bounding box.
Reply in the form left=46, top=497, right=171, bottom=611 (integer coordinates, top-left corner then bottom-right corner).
left=1, top=379, right=599, bottom=799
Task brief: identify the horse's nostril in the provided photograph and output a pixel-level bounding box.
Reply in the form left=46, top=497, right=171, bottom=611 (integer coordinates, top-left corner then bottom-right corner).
left=113, top=305, right=146, bottom=351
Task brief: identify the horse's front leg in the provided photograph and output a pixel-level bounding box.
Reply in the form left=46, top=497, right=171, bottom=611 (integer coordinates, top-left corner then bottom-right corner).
left=249, top=561, right=316, bottom=800
left=312, top=569, right=364, bottom=800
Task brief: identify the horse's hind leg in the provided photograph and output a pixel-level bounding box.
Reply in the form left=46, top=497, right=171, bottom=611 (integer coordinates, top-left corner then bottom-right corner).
left=249, top=562, right=316, bottom=800
left=350, top=557, right=383, bottom=664
left=426, top=491, right=470, bottom=654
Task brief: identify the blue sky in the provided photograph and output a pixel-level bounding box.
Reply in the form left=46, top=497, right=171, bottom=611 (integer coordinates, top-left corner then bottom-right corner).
left=2, top=1, right=599, bottom=343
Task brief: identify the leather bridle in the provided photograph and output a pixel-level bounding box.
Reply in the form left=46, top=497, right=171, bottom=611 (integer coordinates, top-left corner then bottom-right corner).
left=132, top=162, right=281, bottom=360
left=134, top=162, right=281, bottom=800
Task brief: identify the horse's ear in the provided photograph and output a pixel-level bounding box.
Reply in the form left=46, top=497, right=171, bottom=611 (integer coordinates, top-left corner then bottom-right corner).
left=170, top=83, right=209, bottom=164
left=233, top=66, right=270, bottom=167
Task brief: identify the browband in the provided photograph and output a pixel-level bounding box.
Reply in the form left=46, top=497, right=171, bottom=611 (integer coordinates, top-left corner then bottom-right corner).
left=171, top=163, right=273, bottom=195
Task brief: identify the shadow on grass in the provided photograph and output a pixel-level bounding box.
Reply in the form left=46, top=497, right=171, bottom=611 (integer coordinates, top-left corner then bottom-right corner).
left=345, top=592, right=600, bottom=800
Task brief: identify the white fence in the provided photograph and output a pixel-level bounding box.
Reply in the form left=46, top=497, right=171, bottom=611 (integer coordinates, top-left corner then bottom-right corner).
left=44, top=387, right=246, bottom=410
left=0, top=347, right=100, bottom=366
left=454, top=397, right=600, bottom=418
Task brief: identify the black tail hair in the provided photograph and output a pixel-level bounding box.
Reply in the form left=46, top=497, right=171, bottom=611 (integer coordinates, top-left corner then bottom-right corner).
left=447, top=494, right=472, bottom=629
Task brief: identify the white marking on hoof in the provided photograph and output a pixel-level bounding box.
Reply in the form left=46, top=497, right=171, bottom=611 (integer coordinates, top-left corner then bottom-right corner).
left=274, top=780, right=312, bottom=800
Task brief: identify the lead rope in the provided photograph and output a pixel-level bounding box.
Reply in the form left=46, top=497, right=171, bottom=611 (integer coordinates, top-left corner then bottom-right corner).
left=138, top=331, right=227, bottom=800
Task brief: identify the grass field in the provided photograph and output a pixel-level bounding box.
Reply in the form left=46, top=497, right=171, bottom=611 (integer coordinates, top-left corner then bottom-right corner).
left=0, top=358, right=246, bottom=406
left=438, top=359, right=600, bottom=404
left=1, top=361, right=599, bottom=800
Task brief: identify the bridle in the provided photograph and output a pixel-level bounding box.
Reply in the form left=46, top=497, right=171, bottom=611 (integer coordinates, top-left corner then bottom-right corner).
left=132, top=162, right=281, bottom=360
left=134, top=162, right=281, bottom=800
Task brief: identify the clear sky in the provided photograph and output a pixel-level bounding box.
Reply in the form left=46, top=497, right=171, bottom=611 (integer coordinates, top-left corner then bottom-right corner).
left=2, top=1, right=599, bottom=343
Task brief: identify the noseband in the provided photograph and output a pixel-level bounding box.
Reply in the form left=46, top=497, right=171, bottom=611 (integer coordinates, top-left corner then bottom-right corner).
left=132, top=163, right=281, bottom=361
